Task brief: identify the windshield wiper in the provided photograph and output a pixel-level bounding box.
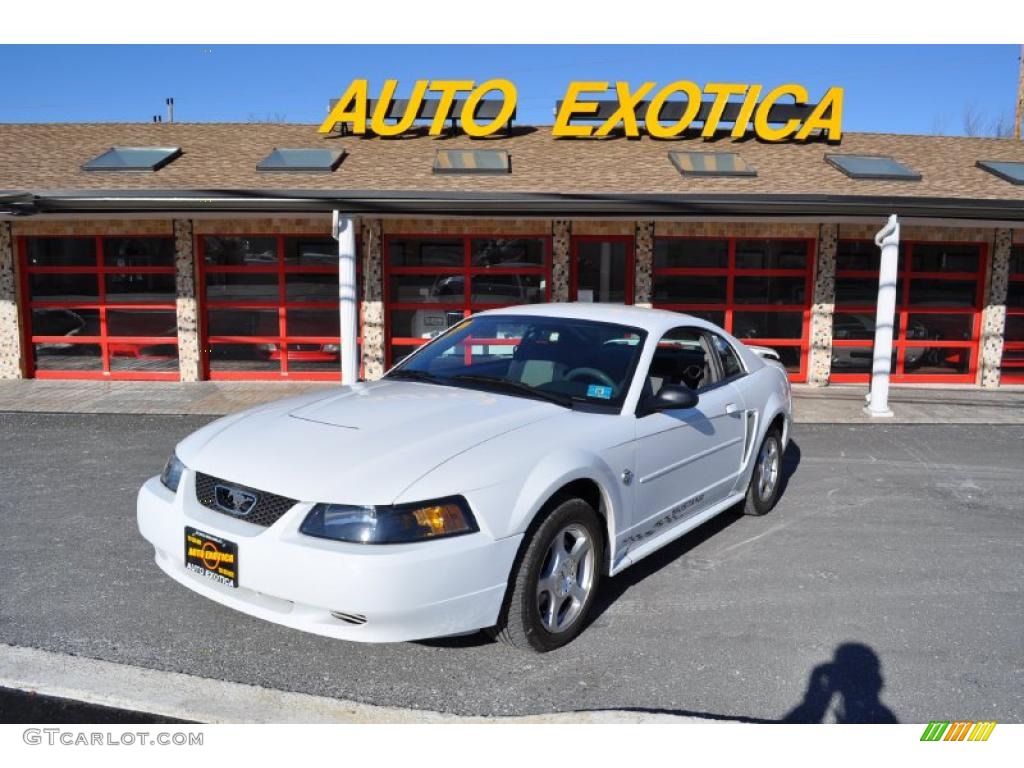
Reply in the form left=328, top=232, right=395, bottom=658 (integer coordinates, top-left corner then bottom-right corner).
left=449, top=375, right=574, bottom=409
left=385, top=369, right=452, bottom=387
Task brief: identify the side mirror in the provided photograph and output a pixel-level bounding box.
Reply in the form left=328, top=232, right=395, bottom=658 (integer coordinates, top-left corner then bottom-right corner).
left=639, top=384, right=699, bottom=416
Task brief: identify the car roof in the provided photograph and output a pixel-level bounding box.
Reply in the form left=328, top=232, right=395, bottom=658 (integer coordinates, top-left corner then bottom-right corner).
left=477, top=303, right=719, bottom=336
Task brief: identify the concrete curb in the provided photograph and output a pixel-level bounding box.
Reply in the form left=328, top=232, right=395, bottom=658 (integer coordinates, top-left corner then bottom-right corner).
left=0, top=644, right=715, bottom=724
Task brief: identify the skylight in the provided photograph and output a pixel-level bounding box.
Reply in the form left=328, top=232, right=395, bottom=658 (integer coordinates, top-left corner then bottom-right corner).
left=975, top=160, right=1024, bottom=185
left=82, top=147, right=182, bottom=172
left=669, top=151, right=756, bottom=177
left=433, top=149, right=510, bottom=175
left=825, top=154, right=921, bottom=180
left=257, top=148, right=346, bottom=172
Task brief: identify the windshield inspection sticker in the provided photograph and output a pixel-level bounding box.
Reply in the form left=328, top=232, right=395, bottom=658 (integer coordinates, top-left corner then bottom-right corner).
left=587, top=384, right=613, bottom=399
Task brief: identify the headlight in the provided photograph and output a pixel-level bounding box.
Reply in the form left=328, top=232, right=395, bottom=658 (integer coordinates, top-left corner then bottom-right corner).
left=300, top=496, right=478, bottom=544
left=159, top=452, right=185, bottom=493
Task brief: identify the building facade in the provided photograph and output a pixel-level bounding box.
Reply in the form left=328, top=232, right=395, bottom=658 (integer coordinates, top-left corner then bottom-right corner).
left=1, top=123, right=1022, bottom=387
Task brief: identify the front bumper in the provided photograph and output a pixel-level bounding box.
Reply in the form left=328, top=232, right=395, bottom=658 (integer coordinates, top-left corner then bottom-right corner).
left=137, top=473, right=521, bottom=643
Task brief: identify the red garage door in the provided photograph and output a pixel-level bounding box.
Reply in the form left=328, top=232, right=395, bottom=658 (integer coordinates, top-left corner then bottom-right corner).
left=652, top=237, right=814, bottom=382
left=384, top=234, right=551, bottom=366
left=1001, top=244, right=1024, bottom=384
left=832, top=240, right=986, bottom=383
left=199, top=234, right=355, bottom=380
left=19, top=235, right=179, bottom=380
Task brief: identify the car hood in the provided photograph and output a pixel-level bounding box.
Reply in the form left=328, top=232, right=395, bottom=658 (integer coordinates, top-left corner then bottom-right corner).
left=178, top=380, right=560, bottom=505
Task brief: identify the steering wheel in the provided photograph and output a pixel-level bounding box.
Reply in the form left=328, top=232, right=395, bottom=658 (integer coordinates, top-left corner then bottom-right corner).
left=681, top=364, right=704, bottom=384
left=565, top=367, right=616, bottom=389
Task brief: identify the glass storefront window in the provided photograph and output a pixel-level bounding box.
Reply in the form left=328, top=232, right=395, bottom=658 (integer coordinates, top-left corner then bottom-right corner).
left=574, top=241, right=628, bottom=303
left=471, top=238, right=546, bottom=268
left=25, top=237, right=96, bottom=267
left=653, top=239, right=728, bottom=269
left=104, top=273, right=176, bottom=303
left=652, top=275, right=727, bottom=305
left=734, top=240, right=808, bottom=270
left=205, top=273, right=279, bottom=302
left=102, top=237, right=175, bottom=268
left=203, top=236, right=278, bottom=266
left=389, top=238, right=464, bottom=267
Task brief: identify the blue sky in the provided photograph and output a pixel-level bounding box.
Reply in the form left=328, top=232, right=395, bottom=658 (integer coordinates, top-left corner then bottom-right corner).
left=0, top=45, right=1017, bottom=135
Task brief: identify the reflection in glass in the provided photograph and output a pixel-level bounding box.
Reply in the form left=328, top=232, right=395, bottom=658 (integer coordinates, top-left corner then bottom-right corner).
left=31, top=308, right=98, bottom=338
left=732, top=312, right=804, bottom=340
left=734, top=240, right=807, bottom=270
left=652, top=275, right=727, bottom=304
left=733, top=277, right=805, bottom=305
left=105, top=273, right=175, bottom=303
left=204, top=273, right=279, bottom=302
left=34, top=343, right=102, bottom=370
left=388, top=238, right=463, bottom=268
left=471, top=238, right=546, bottom=267
left=286, top=273, right=337, bottom=303
left=390, top=274, right=462, bottom=303
left=203, top=236, right=278, bottom=266
left=908, top=280, right=977, bottom=307
left=391, top=309, right=465, bottom=340
left=284, top=237, right=338, bottom=266
left=102, top=238, right=175, bottom=268
left=911, top=244, right=980, bottom=273
left=470, top=274, right=544, bottom=304
left=653, top=239, right=727, bottom=269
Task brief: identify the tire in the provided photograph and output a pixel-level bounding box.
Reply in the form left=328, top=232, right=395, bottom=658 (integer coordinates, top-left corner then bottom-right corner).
left=744, top=428, right=783, bottom=516
left=492, top=497, right=604, bottom=653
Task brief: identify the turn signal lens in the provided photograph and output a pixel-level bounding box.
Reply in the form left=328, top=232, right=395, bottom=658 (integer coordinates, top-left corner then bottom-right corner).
left=300, top=496, right=477, bottom=544
left=411, top=503, right=474, bottom=537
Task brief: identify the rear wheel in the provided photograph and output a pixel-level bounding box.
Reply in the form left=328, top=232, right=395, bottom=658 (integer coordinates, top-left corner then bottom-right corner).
left=492, top=497, right=603, bottom=653
left=744, top=429, right=782, bottom=516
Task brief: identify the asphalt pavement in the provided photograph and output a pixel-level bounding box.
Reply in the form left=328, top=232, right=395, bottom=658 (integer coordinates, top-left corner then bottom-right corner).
left=1, top=412, right=1021, bottom=722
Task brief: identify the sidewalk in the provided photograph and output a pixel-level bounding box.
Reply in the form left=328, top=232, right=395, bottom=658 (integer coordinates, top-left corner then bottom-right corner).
left=0, top=379, right=1022, bottom=424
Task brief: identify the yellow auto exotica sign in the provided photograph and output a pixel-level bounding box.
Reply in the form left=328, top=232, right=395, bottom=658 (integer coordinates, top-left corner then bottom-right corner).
left=319, top=79, right=844, bottom=141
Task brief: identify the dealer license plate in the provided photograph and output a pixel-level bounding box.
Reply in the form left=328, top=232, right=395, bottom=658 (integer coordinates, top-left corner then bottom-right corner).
left=184, top=527, right=238, bottom=588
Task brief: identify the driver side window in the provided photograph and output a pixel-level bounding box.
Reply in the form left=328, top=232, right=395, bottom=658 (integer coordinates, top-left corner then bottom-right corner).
left=646, top=327, right=715, bottom=395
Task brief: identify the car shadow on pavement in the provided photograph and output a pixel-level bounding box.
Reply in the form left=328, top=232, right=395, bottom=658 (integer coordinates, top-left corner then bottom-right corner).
left=588, top=438, right=802, bottom=627
left=421, top=440, right=802, bottom=651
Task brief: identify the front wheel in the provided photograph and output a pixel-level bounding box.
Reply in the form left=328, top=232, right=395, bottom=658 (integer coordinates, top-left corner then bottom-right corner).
left=744, top=429, right=783, bottom=516
left=492, top=497, right=604, bottom=653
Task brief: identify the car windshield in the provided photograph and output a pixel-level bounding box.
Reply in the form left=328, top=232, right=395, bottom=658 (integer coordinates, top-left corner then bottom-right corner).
left=387, top=315, right=647, bottom=409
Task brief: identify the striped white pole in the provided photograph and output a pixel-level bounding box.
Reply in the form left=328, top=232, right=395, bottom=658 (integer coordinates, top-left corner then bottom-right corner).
left=333, top=211, right=359, bottom=386
left=865, top=214, right=900, bottom=417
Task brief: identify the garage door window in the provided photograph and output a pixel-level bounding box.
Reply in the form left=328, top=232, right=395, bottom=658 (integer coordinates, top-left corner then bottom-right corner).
left=20, top=235, right=179, bottom=379
left=199, top=235, right=357, bottom=380
left=652, top=237, right=813, bottom=381
left=833, top=240, right=985, bottom=383
left=385, top=235, right=551, bottom=366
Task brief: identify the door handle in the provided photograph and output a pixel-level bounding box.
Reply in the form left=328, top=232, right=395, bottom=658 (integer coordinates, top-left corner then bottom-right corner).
left=725, top=403, right=740, bottom=415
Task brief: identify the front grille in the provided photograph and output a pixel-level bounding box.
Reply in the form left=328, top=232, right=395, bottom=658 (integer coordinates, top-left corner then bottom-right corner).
left=195, top=472, right=298, bottom=528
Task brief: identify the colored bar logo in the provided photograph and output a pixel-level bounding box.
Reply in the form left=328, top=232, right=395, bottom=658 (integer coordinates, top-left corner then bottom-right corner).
left=920, top=721, right=997, bottom=741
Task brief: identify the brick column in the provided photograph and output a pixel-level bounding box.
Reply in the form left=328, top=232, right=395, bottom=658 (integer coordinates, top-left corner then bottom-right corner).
left=173, top=220, right=202, bottom=382
left=360, top=218, right=385, bottom=380
left=0, top=222, right=24, bottom=379
left=807, top=224, right=838, bottom=387
left=634, top=220, right=654, bottom=307
left=551, top=220, right=571, bottom=302
left=979, top=228, right=1012, bottom=388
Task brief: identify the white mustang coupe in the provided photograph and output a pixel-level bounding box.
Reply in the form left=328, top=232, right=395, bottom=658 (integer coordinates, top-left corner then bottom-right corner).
left=138, top=304, right=791, bottom=652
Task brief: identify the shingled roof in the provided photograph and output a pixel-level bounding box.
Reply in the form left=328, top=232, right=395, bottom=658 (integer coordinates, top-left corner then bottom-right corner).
left=1, top=123, right=1022, bottom=218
